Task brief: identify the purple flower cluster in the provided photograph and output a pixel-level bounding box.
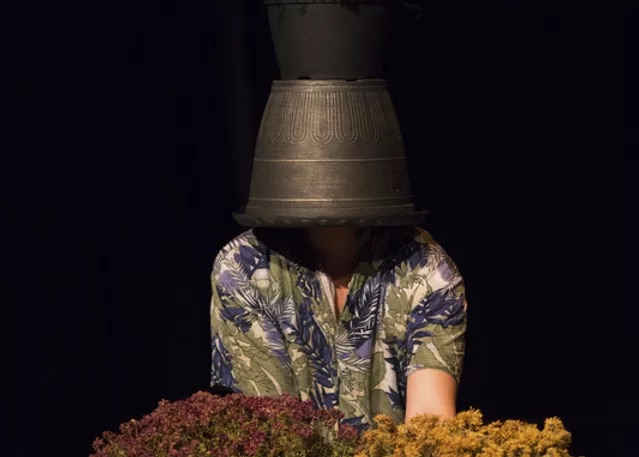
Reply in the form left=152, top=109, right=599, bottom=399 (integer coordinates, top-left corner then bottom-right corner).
left=91, top=392, right=359, bottom=457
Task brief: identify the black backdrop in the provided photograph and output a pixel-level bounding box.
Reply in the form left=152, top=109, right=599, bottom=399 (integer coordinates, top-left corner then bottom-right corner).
left=14, top=1, right=634, bottom=456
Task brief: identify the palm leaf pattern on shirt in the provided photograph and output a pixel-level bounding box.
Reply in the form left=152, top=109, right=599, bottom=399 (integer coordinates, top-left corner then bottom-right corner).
left=210, top=333, right=237, bottom=390
left=218, top=248, right=291, bottom=366
left=337, top=273, right=386, bottom=371
left=382, top=339, right=407, bottom=409
left=344, top=275, right=384, bottom=347
left=210, top=228, right=467, bottom=428
left=282, top=295, right=338, bottom=409
left=341, top=415, right=368, bottom=433
left=235, top=243, right=269, bottom=278
left=404, top=287, right=465, bottom=372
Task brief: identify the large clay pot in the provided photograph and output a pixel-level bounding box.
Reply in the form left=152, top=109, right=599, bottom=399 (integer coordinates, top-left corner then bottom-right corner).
left=265, top=0, right=394, bottom=80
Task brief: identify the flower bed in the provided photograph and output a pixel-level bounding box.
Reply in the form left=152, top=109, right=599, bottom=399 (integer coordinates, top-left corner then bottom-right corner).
left=91, top=391, right=574, bottom=457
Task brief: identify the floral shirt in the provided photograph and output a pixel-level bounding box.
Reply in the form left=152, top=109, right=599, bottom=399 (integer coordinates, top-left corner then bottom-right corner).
left=209, top=226, right=467, bottom=430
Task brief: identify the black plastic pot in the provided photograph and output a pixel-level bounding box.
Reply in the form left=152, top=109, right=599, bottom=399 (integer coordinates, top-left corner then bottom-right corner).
left=265, top=0, right=394, bottom=80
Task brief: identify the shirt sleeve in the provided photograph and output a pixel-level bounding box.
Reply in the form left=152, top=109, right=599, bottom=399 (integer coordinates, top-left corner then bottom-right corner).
left=403, top=248, right=468, bottom=385
left=209, top=246, right=296, bottom=397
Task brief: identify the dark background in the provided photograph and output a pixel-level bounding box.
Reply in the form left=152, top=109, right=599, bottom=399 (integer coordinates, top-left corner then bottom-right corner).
left=13, top=0, right=634, bottom=456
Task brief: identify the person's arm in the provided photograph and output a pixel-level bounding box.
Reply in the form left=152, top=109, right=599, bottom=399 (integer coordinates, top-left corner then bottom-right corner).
left=403, top=248, right=468, bottom=423
left=210, top=244, right=296, bottom=396
left=405, top=367, right=458, bottom=421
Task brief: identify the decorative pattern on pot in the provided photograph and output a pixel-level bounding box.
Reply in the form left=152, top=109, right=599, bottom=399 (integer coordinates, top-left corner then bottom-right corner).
left=234, top=79, right=426, bottom=227
left=258, top=81, right=403, bottom=147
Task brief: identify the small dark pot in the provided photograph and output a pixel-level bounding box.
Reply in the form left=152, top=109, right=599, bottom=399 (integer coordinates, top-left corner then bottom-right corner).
left=265, top=0, right=394, bottom=80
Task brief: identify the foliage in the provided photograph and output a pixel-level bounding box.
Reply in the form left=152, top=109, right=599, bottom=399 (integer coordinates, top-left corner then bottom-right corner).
left=90, top=392, right=358, bottom=457
left=91, top=392, right=574, bottom=457
left=356, top=409, right=574, bottom=457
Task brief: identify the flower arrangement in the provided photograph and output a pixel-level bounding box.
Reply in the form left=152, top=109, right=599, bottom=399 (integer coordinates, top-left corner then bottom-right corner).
left=357, top=410, right=574, bottom=457
left=90, top=392, right=358, bottom=457
left=91, top=391, right=575, bottom=457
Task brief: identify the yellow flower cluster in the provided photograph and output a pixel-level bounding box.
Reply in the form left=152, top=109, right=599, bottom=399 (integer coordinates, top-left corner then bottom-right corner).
left=355, top=409, right=574, bottom=457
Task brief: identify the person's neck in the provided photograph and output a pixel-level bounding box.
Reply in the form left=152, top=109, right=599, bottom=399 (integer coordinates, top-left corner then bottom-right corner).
left=306, top=227, right=358, bottom=283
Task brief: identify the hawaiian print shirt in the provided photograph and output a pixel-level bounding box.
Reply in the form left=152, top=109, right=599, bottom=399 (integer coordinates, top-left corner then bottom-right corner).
left=209, top=226, right=467, bottom=430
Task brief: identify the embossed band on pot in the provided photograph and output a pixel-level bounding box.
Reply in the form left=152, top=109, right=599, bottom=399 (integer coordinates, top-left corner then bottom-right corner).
left=237, top=79, right=426, bottom=227
left=256, top=80, right=403, bottom=160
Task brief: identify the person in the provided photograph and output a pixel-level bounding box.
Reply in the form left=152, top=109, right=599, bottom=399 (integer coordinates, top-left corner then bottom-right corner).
left=209, top=223, right=467, bottom=430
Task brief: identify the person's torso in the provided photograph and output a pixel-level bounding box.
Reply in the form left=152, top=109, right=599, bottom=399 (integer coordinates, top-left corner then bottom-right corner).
left=219, top=226, right=451, bottom=429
